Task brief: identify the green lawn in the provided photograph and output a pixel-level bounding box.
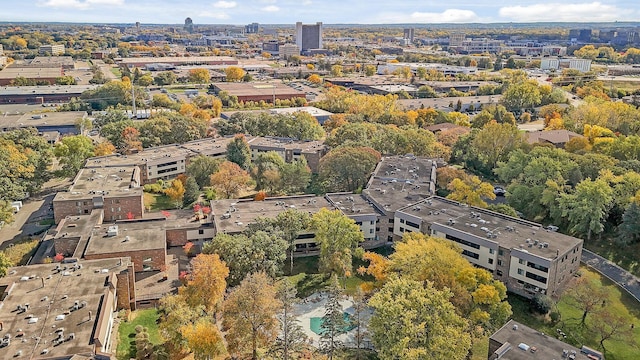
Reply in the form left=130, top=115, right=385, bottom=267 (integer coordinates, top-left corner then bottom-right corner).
left=285, top=255, right=370, bottom=298
left=116, top=309, right=163, bottom=360
left=110, top=67, right=122, bottom=78
left=144, top=192, right=178, bottom=211
left=1, top=238, right=40, bottom=265
left=508, top=267, right=640, bottom=360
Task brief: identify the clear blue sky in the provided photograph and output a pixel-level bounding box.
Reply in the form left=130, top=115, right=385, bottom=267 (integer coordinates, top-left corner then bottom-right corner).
left=1, top=1, right=639, bottom=24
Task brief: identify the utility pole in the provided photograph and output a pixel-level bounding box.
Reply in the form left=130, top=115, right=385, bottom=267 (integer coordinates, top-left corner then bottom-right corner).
left=131, top=84, right=136, bottom=119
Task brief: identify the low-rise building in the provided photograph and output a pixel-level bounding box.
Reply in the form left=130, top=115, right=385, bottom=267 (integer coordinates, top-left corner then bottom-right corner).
left=0, top=85, right=98, bottom=105
left=397, top=95, right=501, bottom=112
left=394, top=196, right=583, bottom=298
left=248, top=136, right=328, bottom=173
left=0, top=111, right=88, bottom=134
left=53, top=166, right=143, bottom=224
left=541, top=58, right=592, bottom=72
left=209, top=82, right=306, bottom=103
left=85, top=220, right=167, bottom=273
left=116, top=56, right=238, bottom=68
left=0, top=258, right=135, bottom=359
left=489, top=320, right=600, bottom=360
left=39, top=44, right=65, bottom=55
left=361, top=155, right=439, bottom=243
left=0, top=66, right=63, bottom=86
left=526, top=130, right=584, bottom=148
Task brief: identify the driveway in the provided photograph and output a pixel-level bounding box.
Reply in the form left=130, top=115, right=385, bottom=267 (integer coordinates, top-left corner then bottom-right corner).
left=581, top=249, right=640, bottom=304
left=0, top=194, right=55, bottom=249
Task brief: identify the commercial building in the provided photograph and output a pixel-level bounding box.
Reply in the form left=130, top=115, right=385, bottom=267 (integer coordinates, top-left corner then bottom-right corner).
left=489, top=320, right=600, bottom=360
left=296, top=22, right=323, bottom=51
left=209, top=82, right=306, bottom=103
left=39, top=44, right=65, bottom=55
left=0, top=85, right=97, bottom=105
left=403, top=28, right=415, bottom=43
left=541, top=58, right=592, bottom=73
left=245, top=22, right=259, bottom=34
left=0, top=111, right=88, bottom=134
left=397, top=95, right=501, bottom=112
left=116, top=56, right=238, bottom=68
left=377, top=62, right=477, bottom=76
left=0, top=258, right=135, bottom=359
left=279, top=43, right=301, bottom=58
left=0, top=66, right=63, bottom=86
left=27, top=56, right=75, bottom=70
left=393, top=196, right=583, bottom=298
left=52, top=166, right=144, bottom=224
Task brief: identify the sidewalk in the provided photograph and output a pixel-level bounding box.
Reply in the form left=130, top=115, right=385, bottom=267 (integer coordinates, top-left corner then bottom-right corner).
left=581, top=249, right=640, bottom=303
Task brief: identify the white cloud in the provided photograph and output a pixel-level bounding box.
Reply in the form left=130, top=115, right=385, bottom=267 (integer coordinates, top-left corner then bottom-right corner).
left=259, top=0, right=277, bottom=3
left=499, top=2, right=635, bottom=22
left=39, top=0, right=123, bottom=9
left=200, top=11, right=230, bottom=19
left=213, top=1, right=236, bottom=9
left=262, top=5, right=280, bottom=12
left=380, top=9, right=480, bottom=24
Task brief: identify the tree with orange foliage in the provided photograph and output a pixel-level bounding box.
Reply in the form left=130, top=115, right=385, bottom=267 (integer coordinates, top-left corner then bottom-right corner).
left=180, top=253, right=229, bottom=313
left=210, top=161, right=252, bottom=199
left=307, top=74, right=322, bottom=85
left=122, top=126, right=142, bottom=154
left=254, top=191, right=267, bottom=201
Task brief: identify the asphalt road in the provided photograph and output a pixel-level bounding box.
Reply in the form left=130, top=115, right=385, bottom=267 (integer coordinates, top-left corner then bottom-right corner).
left=581, top=249, right=640, bottom=304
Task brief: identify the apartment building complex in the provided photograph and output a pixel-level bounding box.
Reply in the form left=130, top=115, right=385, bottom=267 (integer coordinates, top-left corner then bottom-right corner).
left=38, top=44, right=65, bottom=55
left=394, top=197, right=582, bottom=298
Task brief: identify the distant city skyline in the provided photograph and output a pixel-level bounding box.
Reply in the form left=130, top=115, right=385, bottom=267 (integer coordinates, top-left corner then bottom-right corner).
left=1, top=1, right=639, bottom=25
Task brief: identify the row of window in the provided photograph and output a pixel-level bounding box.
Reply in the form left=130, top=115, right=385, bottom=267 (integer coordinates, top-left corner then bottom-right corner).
left=462, top=249, right=480, bottom=260
left=446, top=234, right=480, bottom=250
left=516, top=268, right=548, bottom=284
left=399, top=218, right=420, bottom=229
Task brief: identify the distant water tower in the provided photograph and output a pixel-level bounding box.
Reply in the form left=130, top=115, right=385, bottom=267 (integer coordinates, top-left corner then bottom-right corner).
left=184, top=17, right=194, bottom=33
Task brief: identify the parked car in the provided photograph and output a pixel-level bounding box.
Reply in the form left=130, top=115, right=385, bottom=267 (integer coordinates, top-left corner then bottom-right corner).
left=493, top=186, right=506, bottom=196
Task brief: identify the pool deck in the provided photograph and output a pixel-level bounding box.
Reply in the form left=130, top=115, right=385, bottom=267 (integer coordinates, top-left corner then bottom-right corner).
left=293, top=292, right=374, bottom=348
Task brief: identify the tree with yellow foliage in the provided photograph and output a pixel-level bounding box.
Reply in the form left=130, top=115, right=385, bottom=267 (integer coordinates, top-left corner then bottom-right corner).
left=188, top=68, right=211, bottom=84
left=223, top=272, right=282, bottom=360
left=225, top=66, right=245, bottom=82
left=180, top=253, right=229, bottom=313
left=180, top=318, right=226, bottom=360
left=447, top=175, right=496, bottom=208
left=307, top=74, right=322, bottom=85
left=164, top=179, right=185, bottom=206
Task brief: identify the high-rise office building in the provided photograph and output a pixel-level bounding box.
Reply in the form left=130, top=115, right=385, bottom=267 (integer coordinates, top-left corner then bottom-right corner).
left=403, top=28, right=415, bottom=43
left=295, top=22, right=323, bottom=51
left=245, top=23, right=259, bottom=34
left=184, top=17, right=194, bottom=33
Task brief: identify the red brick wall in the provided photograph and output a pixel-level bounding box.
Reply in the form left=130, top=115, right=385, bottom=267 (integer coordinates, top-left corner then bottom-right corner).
left=115, top=265, right=136, bottom=310
left=103, top=195, right=144, bottom=222
left=85, top=248, right=166, bottom=273
left=166, top=229, right=188, bottom=247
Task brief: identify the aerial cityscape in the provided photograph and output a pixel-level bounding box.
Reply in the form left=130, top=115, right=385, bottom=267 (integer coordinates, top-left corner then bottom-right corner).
left=1, top=1, right=640, bottom=359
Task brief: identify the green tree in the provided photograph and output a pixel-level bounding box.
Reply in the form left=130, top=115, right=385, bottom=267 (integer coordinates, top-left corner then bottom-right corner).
left=618, top=202, right=640, bottom=244
left=154, top=71, right=177, bottom=86
left=226, top=134, right=252, bottom=170
left=319, top=146, right=381, bottom=192
left=368, top=277, right=471, bottom=360
left=319, top=279, right=347, bottom=359
left=0, top=252, right=12, bottom=277
left=53, top=135, right=95, bottom=176
left=223, top=272, right=282, bottom=360
left=0, top=200, right=15, bottom=226
left=183, top=177, right=200, bottom=207
left=559, top=178, right=613, bottom=240
left=501, top=80, right=542, bottom=111
left=186, top=155, right=221, bottom=188
left=280, top=157, right=312, bottom=193
left=275, top=209, right=311, bottom=274
left=311, top=208, right=364, bottom=279
left=272, top=280, right=307, bottom=360
left=253, top=151, right=286, bottom=192
left=471, top=121, right=524, bottom=173
left=565, top=276, right=609, bottom=325
left=203, top=231, right=287, bottom=286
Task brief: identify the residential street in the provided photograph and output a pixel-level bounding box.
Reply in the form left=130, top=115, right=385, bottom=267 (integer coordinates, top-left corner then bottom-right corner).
left=582, top=249, right=640, bottom=303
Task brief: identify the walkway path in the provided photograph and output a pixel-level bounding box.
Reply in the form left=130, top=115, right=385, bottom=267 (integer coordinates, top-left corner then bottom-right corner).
left=581, top=249, right=640, bottom=303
